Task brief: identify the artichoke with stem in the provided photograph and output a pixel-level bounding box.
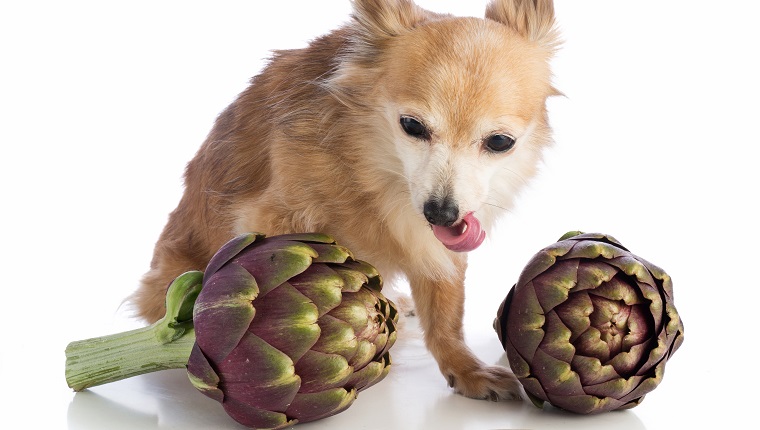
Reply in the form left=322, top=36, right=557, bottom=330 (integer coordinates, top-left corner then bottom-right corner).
left=65, top=232, right=398, bottom=430
left=494, top=231, right=684, bottom=414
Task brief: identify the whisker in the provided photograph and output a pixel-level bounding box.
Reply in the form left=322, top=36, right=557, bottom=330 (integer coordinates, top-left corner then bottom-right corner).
left=481, top=200, right=515, bottom=216
left=371, top=164, right=411, bottom=183
left=379, top=191, right=414, bottom=226
left=499, top=166, right=529, bottom=187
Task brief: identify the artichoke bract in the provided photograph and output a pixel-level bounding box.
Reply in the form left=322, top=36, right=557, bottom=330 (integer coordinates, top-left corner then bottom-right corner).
left=494, top=232, right=684, bottom=414
left=187, top=232, right=398, bottom=429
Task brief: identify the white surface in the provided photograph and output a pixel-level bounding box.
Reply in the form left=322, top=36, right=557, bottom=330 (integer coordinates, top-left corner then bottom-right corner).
left=1, top=1, right=758, bottom=429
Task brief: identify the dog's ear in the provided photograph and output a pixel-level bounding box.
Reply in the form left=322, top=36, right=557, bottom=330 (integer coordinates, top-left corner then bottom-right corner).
left=350, top=0, right=426, bottom=40
left=485, top=0, right=559, bottom=50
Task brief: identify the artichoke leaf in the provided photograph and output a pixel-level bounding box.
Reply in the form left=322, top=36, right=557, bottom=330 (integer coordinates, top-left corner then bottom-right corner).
left=332, top=266, right=369, bottom=293
left=554, top=292, right=593, bottom=343
left=222, top=397, right=296, bottom=430
left=295, top=350, right=353, bottom=393
left=203, top=232, right=265, bottom=283
left=194, top=264, right=258, bottom=364
left=310, top=314, right=359, bottom=359
left=308, top=243, right=353, bottom=264
left=339, top=260, right=383, bottom=291
left=217, top=333, right=301, bottom=411
left=571, top=354, right=620, bottom=386
left=531, top=348, right=584, bottom=396
left=187, top=343, right=224, bottom=403
left=234, top=239, right=318, bottom=297
left=573, top=260, right=618, bottom=292
left=532, top=259, right=579, bottom=311
left=547, top=392, right=620, bottom=415
left=345, top=360, right=385, bottom=391
left=286, top=388, right=357, bottom=423
left=248, top=282, right=321, bottom=362
left=539, top=311, right=575, bottom=363
left=519, top=377, right=548, bottom=406
left=289, top=265, right=345, bottom=316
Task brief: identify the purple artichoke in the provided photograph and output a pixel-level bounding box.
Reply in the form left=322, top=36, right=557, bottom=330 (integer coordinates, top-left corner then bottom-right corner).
left=494, top=231, right=684, bottom=414
left=187, top=232, right=398, bottom=429
left=65, top=232, right=397, bottom=429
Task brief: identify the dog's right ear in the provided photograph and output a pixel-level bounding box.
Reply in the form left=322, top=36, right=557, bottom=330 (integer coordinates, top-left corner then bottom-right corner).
left=350, top=0, right=426, bottom=41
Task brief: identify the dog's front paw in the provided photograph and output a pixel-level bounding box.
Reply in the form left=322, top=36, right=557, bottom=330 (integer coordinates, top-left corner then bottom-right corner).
left=446, top=365, right=523, bottom=401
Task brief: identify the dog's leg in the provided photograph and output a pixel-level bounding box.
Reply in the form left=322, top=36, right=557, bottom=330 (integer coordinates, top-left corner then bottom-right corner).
left=131, top=205, right=222, bottom=323
left=135, top=262, right=188, bottom=323
left=132, top=235, right=209, bottom=323
left=409, top=269, right=523, bottom=401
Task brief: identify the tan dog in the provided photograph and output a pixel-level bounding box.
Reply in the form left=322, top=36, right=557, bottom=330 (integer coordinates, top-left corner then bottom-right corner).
left=132, top=0, right=559, bottom=401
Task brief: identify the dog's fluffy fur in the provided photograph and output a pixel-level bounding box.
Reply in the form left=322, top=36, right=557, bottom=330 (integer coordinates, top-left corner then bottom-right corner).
left=132, top=0, right=559, bottom=401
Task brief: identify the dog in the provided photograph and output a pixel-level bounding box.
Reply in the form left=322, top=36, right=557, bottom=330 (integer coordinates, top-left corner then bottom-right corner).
left=131, top=0, right=560, bottom=401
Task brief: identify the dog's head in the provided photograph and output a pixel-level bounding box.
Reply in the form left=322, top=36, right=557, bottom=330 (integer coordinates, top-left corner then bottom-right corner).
left=331, top=0, right=560, bottom=252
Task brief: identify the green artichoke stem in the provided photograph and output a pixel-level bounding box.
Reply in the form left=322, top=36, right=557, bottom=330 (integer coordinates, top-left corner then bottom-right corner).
left=65, top=271, right=204, bottom=391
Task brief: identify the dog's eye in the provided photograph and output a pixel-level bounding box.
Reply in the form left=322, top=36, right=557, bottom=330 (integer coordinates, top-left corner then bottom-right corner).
left=400, top=116, right=431, bottom=140
left=485, top=134, right=516, bottom=153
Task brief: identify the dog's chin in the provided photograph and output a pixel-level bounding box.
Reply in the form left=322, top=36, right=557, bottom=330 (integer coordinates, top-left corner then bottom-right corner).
left=430, top=212, right=486, bottom=253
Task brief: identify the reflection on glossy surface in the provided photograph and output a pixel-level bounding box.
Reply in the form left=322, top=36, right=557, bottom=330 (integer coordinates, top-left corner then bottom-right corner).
left=67, top=317, right=645, bottom=430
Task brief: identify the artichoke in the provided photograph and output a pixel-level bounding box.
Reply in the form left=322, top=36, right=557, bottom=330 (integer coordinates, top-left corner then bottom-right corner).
left=187, top=232, right=398, bottom=429
left=65, top=232, right=397, bottom=430
left=494, top=231, right=684, bottom=414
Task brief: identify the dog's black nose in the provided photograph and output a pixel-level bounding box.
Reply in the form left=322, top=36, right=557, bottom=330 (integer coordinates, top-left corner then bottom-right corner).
left=423, top=198, right=459, bottom=227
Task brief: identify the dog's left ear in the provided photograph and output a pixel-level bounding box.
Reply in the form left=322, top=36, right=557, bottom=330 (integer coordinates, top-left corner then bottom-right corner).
left=485, top=0, right=560, bottom=51
left=329, top=1, right=430, bottom=106
left=350, top=0, right=427, bottom=41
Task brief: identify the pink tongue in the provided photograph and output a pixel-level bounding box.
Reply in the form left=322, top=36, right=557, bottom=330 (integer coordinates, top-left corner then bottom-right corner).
left=431, top=212, right=486, bottom=252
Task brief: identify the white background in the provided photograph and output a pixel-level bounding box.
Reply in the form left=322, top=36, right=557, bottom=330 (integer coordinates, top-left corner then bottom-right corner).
left=2, top=1, right=758, bottom=429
